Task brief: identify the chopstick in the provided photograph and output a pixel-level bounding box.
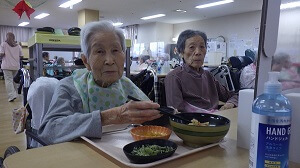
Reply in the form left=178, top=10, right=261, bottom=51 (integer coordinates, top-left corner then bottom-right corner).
left=127, top=95, right=141, bottom=102
left=158, top=108, right=191, bottom=123
left=127, top=95, right=191, bottom=123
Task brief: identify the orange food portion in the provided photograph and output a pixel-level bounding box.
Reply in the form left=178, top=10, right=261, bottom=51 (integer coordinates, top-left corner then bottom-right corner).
left=130, top=126, right=172, bottom=141
left=188, top=119, right=209, bottom=126
left=143, top=132, right=167, bottom=137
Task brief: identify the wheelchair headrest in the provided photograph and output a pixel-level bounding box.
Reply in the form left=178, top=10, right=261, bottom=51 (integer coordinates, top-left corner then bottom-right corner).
left=37, top=27, right=55, bottom=33
left=245, top=49, right=256, bottom=62
left=68, top=27, right=81, bottom=36
left=74, top=58, right=84, bottom=65
left=229, top=56, right=253, bottom=70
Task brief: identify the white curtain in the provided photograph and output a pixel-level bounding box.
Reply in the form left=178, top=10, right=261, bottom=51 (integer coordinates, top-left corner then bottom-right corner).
left=124, top=24, right=138, bottom=47
left=276, top=9, right=300, bottom=63
left=274, top=9, right=300, bottom=92
left=0, top=25, right=35, bottom=43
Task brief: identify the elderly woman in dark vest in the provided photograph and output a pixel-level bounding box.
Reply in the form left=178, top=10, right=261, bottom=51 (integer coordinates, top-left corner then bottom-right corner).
left=164, top=30, right=238, bottom=112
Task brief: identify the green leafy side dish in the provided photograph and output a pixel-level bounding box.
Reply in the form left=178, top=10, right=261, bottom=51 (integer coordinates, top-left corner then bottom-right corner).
left=131, top=145, right=174, bottom=156
left=123, top=139, right=178, bottom=164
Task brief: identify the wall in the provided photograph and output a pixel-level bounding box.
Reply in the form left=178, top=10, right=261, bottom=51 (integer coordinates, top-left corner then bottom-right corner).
left=173, top=11, right=261, bottom=57
left=137, top=9, right=299, bottom=61
left=78, top=9, right=99, bottom=28
left=173, top=11, right=261, bottom=42
left=137, top=22, right=157, bottom=44
left=154, top=22, right=173, bottom=44
left=137, top=22, right=173, bottom=56
left=137, top=22, right=173, bottom=44
left=277, top=8, right=300, bottom=62
left=136, top=11, right=262, bottom=58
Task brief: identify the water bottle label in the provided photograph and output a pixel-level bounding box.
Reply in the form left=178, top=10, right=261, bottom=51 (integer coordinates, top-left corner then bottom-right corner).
left=249, top=113, right=291, bottom=168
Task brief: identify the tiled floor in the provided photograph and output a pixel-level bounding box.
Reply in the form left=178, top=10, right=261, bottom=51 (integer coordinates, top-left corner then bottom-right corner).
left=0, top=79, right=26, bottom=157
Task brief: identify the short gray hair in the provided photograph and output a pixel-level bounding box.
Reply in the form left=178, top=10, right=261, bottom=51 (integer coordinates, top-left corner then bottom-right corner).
left=56, top=57, right=65, bottom=65
left=272, top=52, right=290, bottom=64
left=80, top=20, right=125, bottom=60
left=176, top=29, right=207, bottom=54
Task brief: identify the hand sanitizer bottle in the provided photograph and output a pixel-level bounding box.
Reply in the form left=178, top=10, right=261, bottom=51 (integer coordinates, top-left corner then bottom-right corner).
left=249, top=72, right=292, bottom=168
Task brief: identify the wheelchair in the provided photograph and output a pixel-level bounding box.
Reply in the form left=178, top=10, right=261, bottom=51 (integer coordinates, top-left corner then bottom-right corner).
left=207, top=64, right=237, bottom=92
left=0, top=69, right=58, bottom=166
left=206, top=56, right=254, bottom=93
left=130, top=68, right=168, bottom=126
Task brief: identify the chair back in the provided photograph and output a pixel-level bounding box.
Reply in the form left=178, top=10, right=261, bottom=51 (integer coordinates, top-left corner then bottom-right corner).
left=208, top=65, right=236, bottom=92
left=27, top=77, right=59, bottom=130
left=229, top=56, right=253, bottom=70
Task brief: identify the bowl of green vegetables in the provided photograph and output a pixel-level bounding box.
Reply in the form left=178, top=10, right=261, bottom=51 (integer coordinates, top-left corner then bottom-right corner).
left=123, top=139, right=177, bottom=164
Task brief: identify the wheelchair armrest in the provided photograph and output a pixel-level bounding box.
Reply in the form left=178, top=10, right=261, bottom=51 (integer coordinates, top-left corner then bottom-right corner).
left=25, top=120, right=49, bottom=147
left=25, top=129, right=49, bottom=147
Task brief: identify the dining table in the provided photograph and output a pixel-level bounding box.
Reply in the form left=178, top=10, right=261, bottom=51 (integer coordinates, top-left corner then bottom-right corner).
left=3, top=108, right=300, bottom=168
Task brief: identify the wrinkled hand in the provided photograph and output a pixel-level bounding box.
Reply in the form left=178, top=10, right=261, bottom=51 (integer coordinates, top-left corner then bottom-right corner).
left=219, top=103, right=235, bottom=111
left=101, top=101, right=162, bottom=125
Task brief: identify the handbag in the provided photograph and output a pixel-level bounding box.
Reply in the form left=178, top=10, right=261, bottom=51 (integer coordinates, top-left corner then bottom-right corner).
left=12, top=103, right=29, bottom=134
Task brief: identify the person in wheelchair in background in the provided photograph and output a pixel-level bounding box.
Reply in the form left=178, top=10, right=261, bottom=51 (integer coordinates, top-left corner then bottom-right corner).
left=42, top=52, right=54, bottom=77
left=239, top=52, right=257, bottom=89
left=272, top=52, right=300, bottom=90
left=38, top=21, right=162, bottom=144
left=239, top=52, right=300, bottom=91
left=164, top=29, right=238, bottom=113
left=53, top=57, right=71, bottom=79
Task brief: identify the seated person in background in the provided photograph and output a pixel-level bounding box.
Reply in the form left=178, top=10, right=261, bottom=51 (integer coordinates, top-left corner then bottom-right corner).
left=38, top=21, right=162, bottom=144
left=54, top=57, right=69, bottom=76
left=56, top=57, right=65, bottom=66
left=138, top=55, right=150, bottom=70
left=164, top=30, right=238, bottom=112
left=52, top=55, right=58, bottom=64
left=139, top=55, right=150, bottom=64
left=131, top=55, right=150, bottom=72
left=239, top=53, right=257, bottom=89
left=272, top=52, right=300, bottom=90
left=42, top=52, right=54, bottom=76
left=42, top=52, right=51, bottom=64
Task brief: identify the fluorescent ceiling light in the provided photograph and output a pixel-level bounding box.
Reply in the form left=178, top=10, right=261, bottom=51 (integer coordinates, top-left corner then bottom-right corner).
left=175, top=9, right=187, bottom=13
left=196, top=0, right=234, bottom=9
left=59, top=0, right=82, bottom=8
left=34, top=13, right=50, bottom=19
left=141, top=14, right=166, bottom=20
left=113, top=22, right=123, bottom=26
left=18, top=22, right=29, bottom=26
left=280, top=1, right=300, bottom=10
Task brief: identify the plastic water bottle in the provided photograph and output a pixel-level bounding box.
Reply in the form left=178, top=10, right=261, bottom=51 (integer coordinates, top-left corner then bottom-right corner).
left=249, top=72, right=292, bottom=168
left=157, top=61, right=162, bottom=74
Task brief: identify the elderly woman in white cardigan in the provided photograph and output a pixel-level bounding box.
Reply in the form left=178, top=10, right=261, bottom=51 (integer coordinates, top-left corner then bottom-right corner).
left=39, top=21, right=161, bottom=144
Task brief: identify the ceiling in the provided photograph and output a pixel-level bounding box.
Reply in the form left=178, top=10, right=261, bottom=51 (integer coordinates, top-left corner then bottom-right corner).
left=0, top=0, right=264, bottom=29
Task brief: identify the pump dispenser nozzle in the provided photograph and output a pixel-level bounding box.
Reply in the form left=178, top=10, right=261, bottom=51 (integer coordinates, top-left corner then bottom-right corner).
left=264, top=72, right=282, bottom=94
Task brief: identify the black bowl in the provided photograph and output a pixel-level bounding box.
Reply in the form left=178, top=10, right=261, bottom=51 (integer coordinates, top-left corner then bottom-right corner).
left=123, top=139, right=177, bottom=164
left=169, top=113, right=230, bottom=147
left=170, top=113, right=230, bottom=126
